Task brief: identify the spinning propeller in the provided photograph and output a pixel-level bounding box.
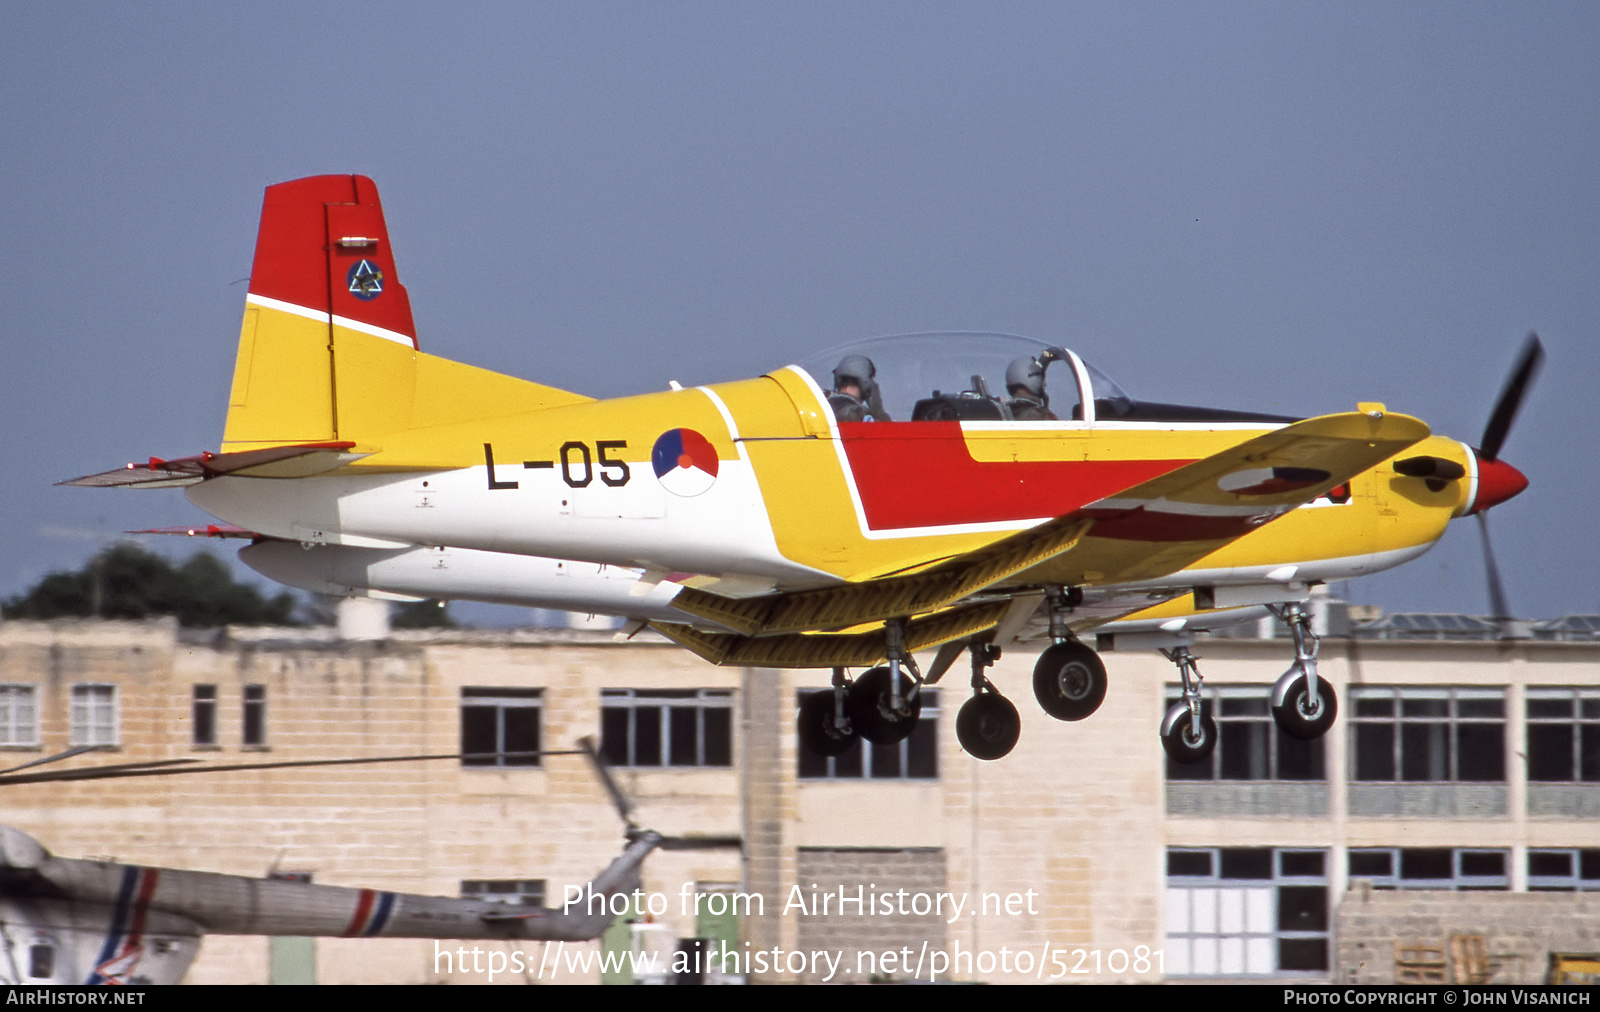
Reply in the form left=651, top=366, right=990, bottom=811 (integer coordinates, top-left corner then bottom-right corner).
left=1386, top=333, right=1540, bottom=635
left=1473, top=333, right=1543, bottom=636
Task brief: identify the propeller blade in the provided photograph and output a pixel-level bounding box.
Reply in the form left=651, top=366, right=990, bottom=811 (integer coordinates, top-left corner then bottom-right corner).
left=1478, top=333, right=1544, bottom=462
left=1476, top=512, right=1514, bottom=636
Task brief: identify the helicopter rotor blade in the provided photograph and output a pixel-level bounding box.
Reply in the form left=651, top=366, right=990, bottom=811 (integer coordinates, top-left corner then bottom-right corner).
left=577, top=735, right=635, bottom=830
left=0, top=749, right=584, bottom=787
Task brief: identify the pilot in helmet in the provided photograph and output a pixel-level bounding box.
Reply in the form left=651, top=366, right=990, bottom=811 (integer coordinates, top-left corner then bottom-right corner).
left=1005, top=355, right=1058, bottom=421
left=829, top=355, right=890, bottom=422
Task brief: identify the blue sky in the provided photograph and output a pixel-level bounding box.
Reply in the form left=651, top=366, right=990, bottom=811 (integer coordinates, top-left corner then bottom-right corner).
left=3, top=3, right=1595, bottom=621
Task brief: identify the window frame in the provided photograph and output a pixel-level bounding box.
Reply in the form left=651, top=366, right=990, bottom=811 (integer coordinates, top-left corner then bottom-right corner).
left=1348, top=686, right=1506, bottom=783
left=461, top=879, right=547, bottom=906
left=1528, top=848, right=1600, bottom=891
left=460, top=688, right=544, bottom=768
left=0, top=684, right=40, bottom=747
left=1525, top=687, right=1600, bottom=783
left=191, top=684, right=218, bottom=747
left=600, top=689, right=733, bottom=769
left=1165, top=847, right=1330, bottom=978
left=1347, top=847, right=1510, bottom=891
left=69, top=684, right=118, bottom=747
left=242, top=684, right=267, bottom=747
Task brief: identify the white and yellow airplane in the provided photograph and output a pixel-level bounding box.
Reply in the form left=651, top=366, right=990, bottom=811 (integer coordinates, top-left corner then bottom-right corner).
left=67, top=175, right=1538, bottom=764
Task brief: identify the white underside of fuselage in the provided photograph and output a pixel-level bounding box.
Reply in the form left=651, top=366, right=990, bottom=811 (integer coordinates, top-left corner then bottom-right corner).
left=187, top=458, right=833, bottom=593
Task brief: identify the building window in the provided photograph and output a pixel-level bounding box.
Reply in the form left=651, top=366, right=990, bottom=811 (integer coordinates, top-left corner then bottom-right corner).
left=600, top=689, right=732, bottom=768
left=1165, top=848, right=1329, bottom=977
left=69, top=685, right=117, bottom=746
left=1349, top=687, right=1505, bottom=782
left=192, top=685, right=217, bottom=746
left=0, top=685, right=39, bottom=746
left=1347, top=848, right=1509, bottom=890
left=1526, top=688, right=1600, bottom=782
left=1528, top=849, right=1600, bottom=891
left=1164, top=686, right=1324, bottom=782
left=462, top=879, right=546, bottom=906
left=797, top=689, right=940, bottom=780
left=242, top=684, right=266, bottom=746
left=461, top=688, right=543, bottom=767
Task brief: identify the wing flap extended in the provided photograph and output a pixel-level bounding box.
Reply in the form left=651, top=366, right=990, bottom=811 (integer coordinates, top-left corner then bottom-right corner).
left=669, top=409, right=1428, bottom=643
left=652, top=600, right=1012, bottom=668
left=61, top=442, right=363, bottom=488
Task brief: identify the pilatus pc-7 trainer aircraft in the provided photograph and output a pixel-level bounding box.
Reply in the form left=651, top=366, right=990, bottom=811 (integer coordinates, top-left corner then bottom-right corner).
left=68, top=175, right=1539, bottom=765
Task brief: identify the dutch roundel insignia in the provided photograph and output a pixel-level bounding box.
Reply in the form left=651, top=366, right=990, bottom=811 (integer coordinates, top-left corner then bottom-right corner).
left=652, top=429, right=719, bottom=497
left=346, top=259, right=384, bottom=300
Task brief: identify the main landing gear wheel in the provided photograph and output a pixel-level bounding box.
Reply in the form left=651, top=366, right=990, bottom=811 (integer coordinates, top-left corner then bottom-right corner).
left=1032, top=641, right=1107, bottom=721
left=957, top=693, right=1021, bottom=761
left=1271, top=671, right=1338, bottom=741
left=1161, top=701, right=1217, bottom=765
left=797, top=691, right=857, bottom=757
left=848, top=666, right=921, bottom=744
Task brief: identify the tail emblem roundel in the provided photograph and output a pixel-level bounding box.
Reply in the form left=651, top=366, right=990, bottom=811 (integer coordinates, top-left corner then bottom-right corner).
left=652, top=429, right=719, bottom=497
left=347, top=259, right=385, bottom=300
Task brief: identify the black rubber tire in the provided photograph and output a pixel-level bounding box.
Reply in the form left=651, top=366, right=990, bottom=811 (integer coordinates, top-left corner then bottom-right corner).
left=1271, top=672, right=1338, bottom=741
left=797, top=691, right=857, bottom=757
left=847, top=666, right=922, bottom=744
left=1032, top=641, right=1108, bottom=721
left=956, top=692, right=1021, bottom=761
left=1160, top=700, right=1218, bottom=764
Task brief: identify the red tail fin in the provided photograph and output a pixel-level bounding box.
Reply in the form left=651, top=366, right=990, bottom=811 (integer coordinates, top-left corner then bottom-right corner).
left=249, top=175, right=417, bottom=349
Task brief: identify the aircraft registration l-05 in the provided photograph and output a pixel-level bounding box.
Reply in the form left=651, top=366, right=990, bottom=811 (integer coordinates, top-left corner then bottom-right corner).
left=68, top=175, right=1537, bottom=765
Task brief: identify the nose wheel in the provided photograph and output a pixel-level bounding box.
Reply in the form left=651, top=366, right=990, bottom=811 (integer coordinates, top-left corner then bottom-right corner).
left=1161, top=699, right=1217, bottom=764
left=1272, top=673, right=1337, bottom=740
left=1268, top=602, right=1338, bottom=741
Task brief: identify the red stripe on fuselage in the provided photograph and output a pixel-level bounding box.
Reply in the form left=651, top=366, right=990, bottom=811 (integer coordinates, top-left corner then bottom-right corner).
left=343, top=888, right=376, bottom=937
left=837, top=421, right=1190, bottom=530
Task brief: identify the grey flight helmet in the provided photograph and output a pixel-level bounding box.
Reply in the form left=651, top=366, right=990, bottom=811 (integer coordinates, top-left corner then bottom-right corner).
left=1006, top=355, right=1048, bottom=406
left=833, top=354, right=878, bottom=403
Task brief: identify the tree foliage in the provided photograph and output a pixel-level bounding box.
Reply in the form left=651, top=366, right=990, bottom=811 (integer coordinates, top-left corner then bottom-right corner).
left=3, top=543, right=299, bottom=627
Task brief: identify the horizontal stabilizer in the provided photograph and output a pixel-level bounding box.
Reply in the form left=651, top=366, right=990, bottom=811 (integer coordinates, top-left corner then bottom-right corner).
left=128, top=523, right=259, bottom=539
left=61, top=442, right=362, bottom=488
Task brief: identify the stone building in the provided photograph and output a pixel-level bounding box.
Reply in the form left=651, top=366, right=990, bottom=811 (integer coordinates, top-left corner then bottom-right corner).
left=0, top=616, right=1596, bottom=984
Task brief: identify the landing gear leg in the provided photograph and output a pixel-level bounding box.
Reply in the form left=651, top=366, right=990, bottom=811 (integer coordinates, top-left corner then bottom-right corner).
left=956, top=642, right=1020, bottom=760
left=1268, top=603, right=1337, bottom=740
left=848, top=619, right=923, bottom=744
left=797, top=667, right=857, bottom=757
left=1159, top=646, right=1216, bottom=764
left=1032, top=586, right=1107, bottom=720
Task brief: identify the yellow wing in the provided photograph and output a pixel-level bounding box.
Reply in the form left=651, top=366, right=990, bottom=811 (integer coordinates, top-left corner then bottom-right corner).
left=656, top=409, right=1427, bottom=667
